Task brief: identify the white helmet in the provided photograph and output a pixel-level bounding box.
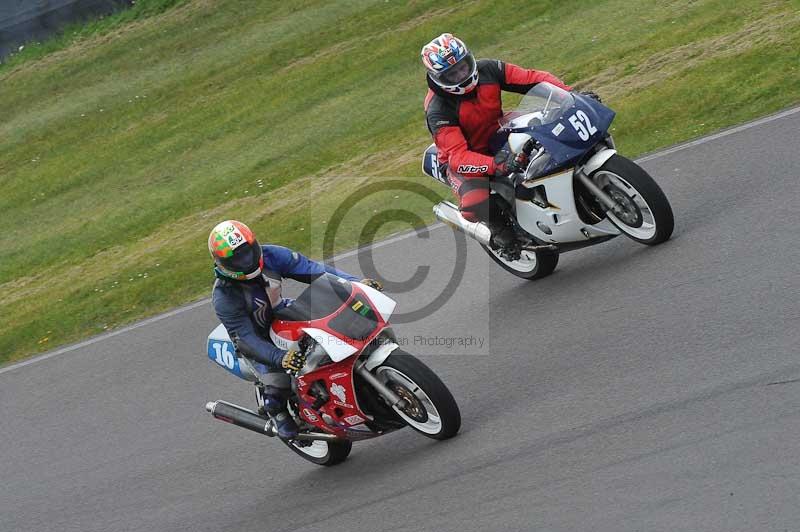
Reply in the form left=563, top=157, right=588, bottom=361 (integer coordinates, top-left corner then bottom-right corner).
left=421, top=33, right=478, bottom=95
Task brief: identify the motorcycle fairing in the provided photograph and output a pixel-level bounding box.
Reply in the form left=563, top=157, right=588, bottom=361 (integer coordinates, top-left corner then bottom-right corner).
left=206, top=323, right=267, bottom=381
left=270, top=275, right=396, bottom=359
left=502, top=94, right=616, bottom=177
left=294, top=355, right=379, bottom=439
left=422, top=143, right=449, bottom=185
left=513, top=168, right=621, bottom=244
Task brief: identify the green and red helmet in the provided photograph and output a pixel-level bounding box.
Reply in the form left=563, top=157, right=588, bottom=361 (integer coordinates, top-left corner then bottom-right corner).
left=208, top=220, right=263, bottom=280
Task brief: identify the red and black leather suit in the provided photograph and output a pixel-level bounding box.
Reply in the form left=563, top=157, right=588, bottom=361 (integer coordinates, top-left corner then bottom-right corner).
left=424, top=59, right=571, bottom=222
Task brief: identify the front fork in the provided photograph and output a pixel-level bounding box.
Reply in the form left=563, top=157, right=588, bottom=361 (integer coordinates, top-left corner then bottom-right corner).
left=575, top=169, right=618, bottom=211
left=575, top=146, right=623, bottom=214
left=355, top=339, right=409, bottom=410
left=355, top=361, right=408, bottom=410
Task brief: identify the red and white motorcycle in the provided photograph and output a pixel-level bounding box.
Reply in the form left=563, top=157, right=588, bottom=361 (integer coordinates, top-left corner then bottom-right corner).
left=205, top=274, right=461, bottom=466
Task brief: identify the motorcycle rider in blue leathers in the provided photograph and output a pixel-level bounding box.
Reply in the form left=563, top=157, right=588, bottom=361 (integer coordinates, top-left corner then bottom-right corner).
left=208, top=220, right=382, bottom=439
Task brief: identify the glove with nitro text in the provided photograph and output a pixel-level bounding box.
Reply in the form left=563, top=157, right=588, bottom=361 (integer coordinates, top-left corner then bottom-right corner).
left=579, top=90, right=602, bottom=103
left=494, top=148, right=528, bottom=177
left=360, top=278, right=384, bottom=292
left=281, top=349, right=306, bottom=373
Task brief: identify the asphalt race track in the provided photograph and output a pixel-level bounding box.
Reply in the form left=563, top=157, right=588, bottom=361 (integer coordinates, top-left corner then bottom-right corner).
left=2, top=108, right=799, bottom=532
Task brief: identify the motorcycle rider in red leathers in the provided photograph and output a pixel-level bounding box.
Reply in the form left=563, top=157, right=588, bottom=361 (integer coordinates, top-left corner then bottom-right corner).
left=422, top=33, right=595, bottom=248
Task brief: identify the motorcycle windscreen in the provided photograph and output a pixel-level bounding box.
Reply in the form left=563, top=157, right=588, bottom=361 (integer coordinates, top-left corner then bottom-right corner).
left=274, top=274, right=353, bottom=322
left=498, top=82, right=575, bottom=130
left=498, top=83, right=615, bottom=169
left=328, top=295, right=381, bottom=342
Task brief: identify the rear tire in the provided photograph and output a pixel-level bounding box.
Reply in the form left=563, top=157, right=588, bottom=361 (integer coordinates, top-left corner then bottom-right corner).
left=281, top=438, right=352, bottom=466
left=481, top=245, right=559, bottom=280
left=375, top=351, right=461, bottom=440
left=592, top=155, right=674, bottom=245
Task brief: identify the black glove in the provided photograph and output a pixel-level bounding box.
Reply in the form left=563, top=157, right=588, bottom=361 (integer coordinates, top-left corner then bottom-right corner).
left=493, top=148, right=528, bottom=177
left=579, top=90, right=602, bottom=103
left=281, top=349, right=306, bottom=373
left=360, top=278, right=384, bottom=292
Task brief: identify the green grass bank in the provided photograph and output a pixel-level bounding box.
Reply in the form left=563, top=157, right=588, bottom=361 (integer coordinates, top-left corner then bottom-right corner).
left=1, top=0, right=799, bottom=364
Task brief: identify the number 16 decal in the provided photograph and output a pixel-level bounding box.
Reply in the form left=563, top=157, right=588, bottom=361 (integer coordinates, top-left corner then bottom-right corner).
left=212, top=341, right=236, bottom=370
left=568, top=110, right=597, bottom=141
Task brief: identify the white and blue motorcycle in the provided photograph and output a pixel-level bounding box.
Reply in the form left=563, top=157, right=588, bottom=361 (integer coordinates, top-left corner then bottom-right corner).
left=423, top=82, right=674, bottom=279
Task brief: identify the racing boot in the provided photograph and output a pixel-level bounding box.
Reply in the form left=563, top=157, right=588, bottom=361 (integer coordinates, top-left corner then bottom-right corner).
left=260, top=373, right=298, bottom=439
left=488, top=222, right=516, bottom=249
left=486, top=195, right=518, bottom=250
left=264, top=393, right=298, bottom=440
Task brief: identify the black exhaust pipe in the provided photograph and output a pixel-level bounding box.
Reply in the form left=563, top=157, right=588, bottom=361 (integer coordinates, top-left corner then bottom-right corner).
left=205, top=400, right=343, bottom=442
left=206, top=400, right=277, bottom=436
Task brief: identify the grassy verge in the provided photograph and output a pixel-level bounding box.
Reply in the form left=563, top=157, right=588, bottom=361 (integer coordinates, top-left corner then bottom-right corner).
left=2, top=0, right=799, bottom=365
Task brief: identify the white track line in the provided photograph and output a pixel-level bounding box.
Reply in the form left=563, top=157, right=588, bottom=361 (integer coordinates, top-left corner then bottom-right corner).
left=637, top=105, right=800, bottom=163
left=2, top=105, right=799, bottom=375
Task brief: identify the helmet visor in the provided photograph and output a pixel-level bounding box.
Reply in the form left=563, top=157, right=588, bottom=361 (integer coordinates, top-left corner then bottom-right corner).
left=220, top=241, right=262, bottom=276
left=433, top=54, right=476, bottom=86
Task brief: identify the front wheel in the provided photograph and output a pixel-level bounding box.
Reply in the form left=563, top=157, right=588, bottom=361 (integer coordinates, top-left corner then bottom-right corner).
left=375, top=351, right=461, bottom=440
left=592, top=154, right=674, bottom=245
left=481, top=245, right=559, bottom=280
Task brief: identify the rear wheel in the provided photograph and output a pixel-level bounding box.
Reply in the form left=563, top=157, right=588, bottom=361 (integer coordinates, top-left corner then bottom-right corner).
left=481, top=244, right=559, bottom=280
left=592, top=155, right=674, bottom=245
left=272, top=396, right=352, bottom=466
left=375, top=351, right=461, bottom=440
left=281, top=437, right=352, bottom=466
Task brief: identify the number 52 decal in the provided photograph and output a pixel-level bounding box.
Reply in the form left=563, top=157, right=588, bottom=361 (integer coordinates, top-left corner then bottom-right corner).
left=568, top=110, right=598, bottom=141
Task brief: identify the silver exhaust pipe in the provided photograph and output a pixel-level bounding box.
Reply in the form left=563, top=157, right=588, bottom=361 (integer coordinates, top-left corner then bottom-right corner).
left=206, top=400, right=343, bottom=442
left=433, top=201, right=492, bottom=246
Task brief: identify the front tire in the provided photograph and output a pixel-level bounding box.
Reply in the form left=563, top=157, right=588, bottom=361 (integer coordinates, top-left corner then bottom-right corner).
left=375, top=351, right=461, bottom=440
left=592, top=154, right=674, bottom=245
left=481, top=244, right=559, bottom=280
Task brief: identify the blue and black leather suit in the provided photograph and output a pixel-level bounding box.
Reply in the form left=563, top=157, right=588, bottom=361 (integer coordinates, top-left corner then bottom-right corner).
left=212, top=244, right=358, bottom=423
